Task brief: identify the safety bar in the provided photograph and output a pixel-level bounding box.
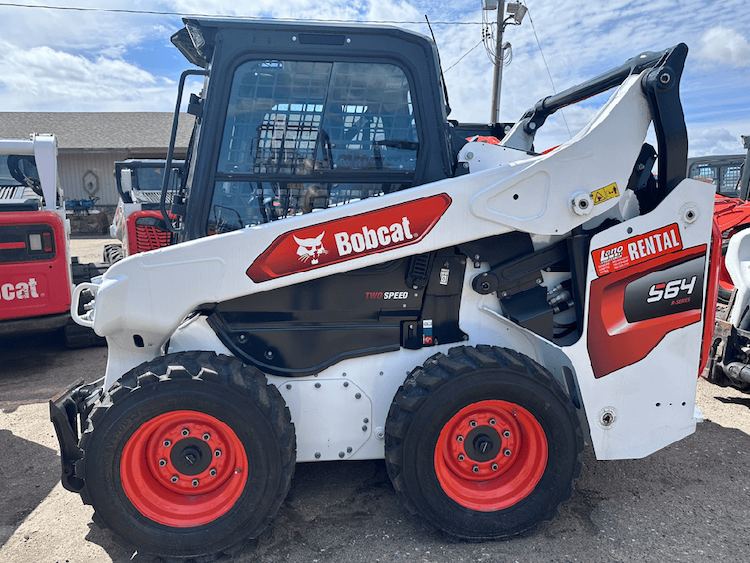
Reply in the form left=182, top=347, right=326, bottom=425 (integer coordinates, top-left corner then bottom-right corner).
left=501, top=44, right=686, bottom=152
left=502, top=43, right=689, bottom=204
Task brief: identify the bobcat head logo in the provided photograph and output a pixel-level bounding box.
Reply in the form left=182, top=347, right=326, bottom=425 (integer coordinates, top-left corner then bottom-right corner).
left=294, top=232, right=327, bottom=265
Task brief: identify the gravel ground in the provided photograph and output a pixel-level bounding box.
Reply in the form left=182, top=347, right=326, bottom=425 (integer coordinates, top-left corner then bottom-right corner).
left=0, top=236, right=748, bottom=562
left=69, top=235, right=114, bottom=264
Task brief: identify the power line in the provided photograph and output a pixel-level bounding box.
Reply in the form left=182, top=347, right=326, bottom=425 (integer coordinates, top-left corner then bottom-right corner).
left=525, top=4, right=572, bottom=138
left=444, top=38, right=484, bottom=73
left=0, top=2, right=485, bottom=25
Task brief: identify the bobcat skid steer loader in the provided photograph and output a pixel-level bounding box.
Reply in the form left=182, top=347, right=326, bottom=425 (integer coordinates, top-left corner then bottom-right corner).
left=0, top=134, right=106, bottom=347
left=51, top=18, right=718, bottom=561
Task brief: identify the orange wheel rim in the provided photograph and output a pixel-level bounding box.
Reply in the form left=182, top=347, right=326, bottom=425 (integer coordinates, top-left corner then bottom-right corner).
left=121, top=410, right=248, bottom=527
left=434, top=400, right=548, bottom=511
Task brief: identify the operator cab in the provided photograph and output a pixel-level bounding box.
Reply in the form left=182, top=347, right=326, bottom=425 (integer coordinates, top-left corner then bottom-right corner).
left=0, top=154, right=43, bottom=211
left=167, top=18, right=459, bottom=242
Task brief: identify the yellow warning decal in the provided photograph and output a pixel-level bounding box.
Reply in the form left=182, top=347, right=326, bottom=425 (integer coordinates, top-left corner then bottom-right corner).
left=591, top=183, right=619, bottom=205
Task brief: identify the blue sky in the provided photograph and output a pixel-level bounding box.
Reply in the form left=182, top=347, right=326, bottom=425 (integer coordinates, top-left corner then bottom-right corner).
left=0, top=0, right=748, bottom=156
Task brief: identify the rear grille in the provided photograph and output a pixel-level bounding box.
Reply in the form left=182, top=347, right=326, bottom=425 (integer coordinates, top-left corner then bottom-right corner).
left=134, top=224, right=172, bottom=253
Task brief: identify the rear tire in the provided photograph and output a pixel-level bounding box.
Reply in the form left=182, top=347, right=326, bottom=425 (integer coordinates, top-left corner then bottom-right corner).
left=717, top=283, right=732, bottom=305
left=385, top=345, right=582, bottom=540
left=78, top=351, right=295, bottom=560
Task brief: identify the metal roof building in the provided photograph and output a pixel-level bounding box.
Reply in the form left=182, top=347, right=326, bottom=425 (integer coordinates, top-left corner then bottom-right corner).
left=0, top=112, right=194, bottom=206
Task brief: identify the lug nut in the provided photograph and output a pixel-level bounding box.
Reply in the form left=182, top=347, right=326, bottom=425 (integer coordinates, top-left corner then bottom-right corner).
left=492, top=463, right=498, bottom=471
left=472, top=465, right=479, bottom=473
left=457, top=435, right=464, bottom=442
left=159, top=459, right=167, bottom=467
left=170, top=475, right=178, bottom=483
left=202, top=433, right=210, bottom=441
left=458, top=454, right=465, bottom=461
left=470, top=420, right=477, bottom=427
left=192, top=479, right=199, bottom=487
left=210, top=468, right=217, bottom=476
left=163, top=440, right=171, bottom=447
left=502, top=430, right=511, bottom=438
left=214, top=449, right=222, bottom=457
left=504, top=448, right=512, bottom=457
left=181, top=428, right=189, bottom=437
left=489, top=418, right=496, bottom=425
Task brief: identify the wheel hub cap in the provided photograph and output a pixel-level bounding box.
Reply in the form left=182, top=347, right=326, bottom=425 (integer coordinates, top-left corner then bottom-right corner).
left=170, top=438, right=211, bottom=476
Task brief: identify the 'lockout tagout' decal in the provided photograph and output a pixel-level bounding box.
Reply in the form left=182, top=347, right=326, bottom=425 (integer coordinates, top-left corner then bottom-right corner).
left=246, top=194, right=451, bottom=282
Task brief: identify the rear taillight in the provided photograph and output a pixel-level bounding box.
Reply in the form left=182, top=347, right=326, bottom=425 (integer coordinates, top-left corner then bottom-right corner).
left=27, top=231, right=54, bottom=254
left=43, top=232, right=53, bottom=252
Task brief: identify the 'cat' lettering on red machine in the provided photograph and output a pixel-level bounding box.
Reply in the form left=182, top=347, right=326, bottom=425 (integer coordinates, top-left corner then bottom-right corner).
left=0, top=278, right=40, bottom=301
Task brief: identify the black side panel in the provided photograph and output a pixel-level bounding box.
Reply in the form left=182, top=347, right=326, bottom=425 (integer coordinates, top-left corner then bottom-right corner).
left=403, top=249, right=467, bottom=349
left=458, top=231, right=534, bottom=269
left=209, top=258, right=424, bottom=376
left=208, top=247, right=468, bottom=377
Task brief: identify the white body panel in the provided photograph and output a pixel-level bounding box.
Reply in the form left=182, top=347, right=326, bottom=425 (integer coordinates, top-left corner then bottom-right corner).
left=568, top=179, right=713, bottom=459
left=726, top=230, right=750, bottom=327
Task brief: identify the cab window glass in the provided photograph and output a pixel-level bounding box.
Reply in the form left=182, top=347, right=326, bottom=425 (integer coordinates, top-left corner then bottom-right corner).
left=208, top=181, right=408, bottom=234
left=217, top=60, right=417, bottom=175
left=211, top=59, right=418, bottom=233
left=689, top=162, right=743, bottom=197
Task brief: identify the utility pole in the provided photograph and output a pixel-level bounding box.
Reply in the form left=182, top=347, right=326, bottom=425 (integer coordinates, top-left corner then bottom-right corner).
left=483, top=1, right=527, bottom=126
left=489, top=0, right=506, bottom=126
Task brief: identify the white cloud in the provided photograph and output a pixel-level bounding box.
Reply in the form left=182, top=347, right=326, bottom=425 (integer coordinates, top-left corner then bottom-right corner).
left=0, top=1, right=158, bottom=52
left=0, top=41, right=176, bottom=111
left=695, top=27, right=750, bottom=68
left=689, top=126, right=749, bottom=157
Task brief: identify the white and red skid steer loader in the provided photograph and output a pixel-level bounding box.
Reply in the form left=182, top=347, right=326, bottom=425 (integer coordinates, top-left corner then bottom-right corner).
left=51, top=18, right=718, bottom=561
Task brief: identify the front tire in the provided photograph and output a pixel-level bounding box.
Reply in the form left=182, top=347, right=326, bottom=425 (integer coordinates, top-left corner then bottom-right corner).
left=102, top=243, right=124, bottom=264
left=78, top=351, right=295, bottom=560
left=385, top=345, right=582, bottom=540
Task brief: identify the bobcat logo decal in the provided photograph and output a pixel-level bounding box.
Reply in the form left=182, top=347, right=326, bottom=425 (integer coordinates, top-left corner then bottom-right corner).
left=246, top=194, right=452, bottom=283
left=294, top=232, right=327, bottom=265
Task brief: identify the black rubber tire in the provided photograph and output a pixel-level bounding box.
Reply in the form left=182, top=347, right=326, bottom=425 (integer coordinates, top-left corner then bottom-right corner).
left=385, top=345, right=583, bottom=540
left=103, top=243, right=124, bottom=264
left=77, top=351, right=295, bottom=560
left=717, top=284, right=732, bottom=305
left=63, top=320, right=105, bottom=348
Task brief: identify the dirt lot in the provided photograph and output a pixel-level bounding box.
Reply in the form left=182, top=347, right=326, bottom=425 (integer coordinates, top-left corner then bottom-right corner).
left=1, top=237, right=750, bottom=562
